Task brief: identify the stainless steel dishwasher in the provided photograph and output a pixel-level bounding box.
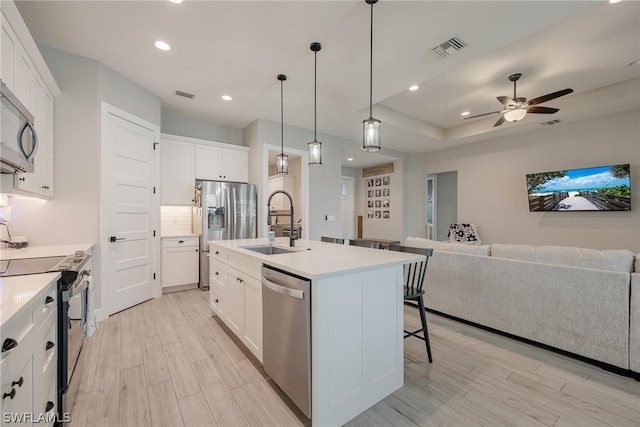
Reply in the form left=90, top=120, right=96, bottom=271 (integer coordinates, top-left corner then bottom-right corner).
left=262, top=264, right=311, bottom=418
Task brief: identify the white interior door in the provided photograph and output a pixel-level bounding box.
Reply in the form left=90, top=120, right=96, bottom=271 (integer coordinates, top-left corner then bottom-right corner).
left=340, top=176, right=355, bottom=239
left=102, top=103, right=159, bottom=316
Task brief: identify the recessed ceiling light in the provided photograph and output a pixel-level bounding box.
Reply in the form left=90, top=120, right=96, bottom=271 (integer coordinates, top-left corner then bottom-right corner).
left=169, top=0, right=183, bottom=3
left=609, top=0, right=622, bottom=3
left=347, top=157, right=354, bottom=162
left=409, top=85, right=419, bottom=91
left=154, top=40, right=171, bottom=51
left=461, top=111, right=470, bottom=116
left=221, top=95, right=232, bottom=101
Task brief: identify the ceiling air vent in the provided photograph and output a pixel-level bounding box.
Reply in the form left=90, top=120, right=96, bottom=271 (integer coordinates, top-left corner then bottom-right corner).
left=175, top=90, right=195, bottom=99
left=431, top=37, right=467, bottom=58
left=540, top=119, right=562, bottom=126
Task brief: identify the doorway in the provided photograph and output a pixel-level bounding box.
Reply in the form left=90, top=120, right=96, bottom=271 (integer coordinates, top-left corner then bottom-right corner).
left=340, top=176, right=355, bottom=239
left=264, top=146, right=309, bottom=239
left=426, top=171, right=457, bottom=241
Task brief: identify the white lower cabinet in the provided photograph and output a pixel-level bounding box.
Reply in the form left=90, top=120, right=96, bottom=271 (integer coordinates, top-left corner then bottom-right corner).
left=1, top=278, right=57, bottom=427
left=208, top=248, right=262, bottom=361
left=161, top=237, right=199, bottom=290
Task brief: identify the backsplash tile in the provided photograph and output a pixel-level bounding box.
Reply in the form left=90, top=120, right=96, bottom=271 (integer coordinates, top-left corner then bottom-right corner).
left=161, top=206, right=192, bottom=236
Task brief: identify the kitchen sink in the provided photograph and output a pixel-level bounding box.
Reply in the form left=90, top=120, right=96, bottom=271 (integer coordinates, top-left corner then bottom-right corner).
left=240, top=245, right=300, bottom=255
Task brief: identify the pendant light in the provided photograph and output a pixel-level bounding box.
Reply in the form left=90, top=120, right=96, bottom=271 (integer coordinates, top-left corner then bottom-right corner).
left=362, top=0, right=380, bottom=152
left=308, top=42, right=322, bottom=166
left=276, top=74, right=288, bottom=174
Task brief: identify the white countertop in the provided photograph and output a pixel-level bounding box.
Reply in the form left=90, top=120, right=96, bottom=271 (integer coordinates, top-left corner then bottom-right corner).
left=0, top=272, right=60, bottom=326
left=0, top=243, right=94, bottom=260
left=210, top=238, right=424, bottom=280
left=161, top=233, right=198, bottom=238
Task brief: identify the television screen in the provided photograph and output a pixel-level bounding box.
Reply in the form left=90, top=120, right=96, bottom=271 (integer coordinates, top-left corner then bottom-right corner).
left=526, top=164, right=631, bottom=211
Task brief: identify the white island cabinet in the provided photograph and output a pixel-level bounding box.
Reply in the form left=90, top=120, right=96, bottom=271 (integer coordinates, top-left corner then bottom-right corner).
left=209, top=238, right=424, bottom=427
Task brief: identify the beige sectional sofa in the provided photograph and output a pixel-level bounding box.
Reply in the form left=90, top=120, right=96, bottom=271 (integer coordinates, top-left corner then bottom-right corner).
left=405, top=237, right=638, bottom=373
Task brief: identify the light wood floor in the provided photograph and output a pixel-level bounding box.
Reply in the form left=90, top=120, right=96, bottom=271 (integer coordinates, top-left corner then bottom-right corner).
left=70, top=289, right=640, bottom=426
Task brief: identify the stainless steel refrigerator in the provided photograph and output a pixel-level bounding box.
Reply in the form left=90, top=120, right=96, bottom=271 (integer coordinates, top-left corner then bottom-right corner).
left=193, top=180, right=257, bottom=288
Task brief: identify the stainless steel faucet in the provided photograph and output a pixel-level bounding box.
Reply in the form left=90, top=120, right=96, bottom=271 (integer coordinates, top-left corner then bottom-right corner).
left=267, top=190, right=297, bottom=247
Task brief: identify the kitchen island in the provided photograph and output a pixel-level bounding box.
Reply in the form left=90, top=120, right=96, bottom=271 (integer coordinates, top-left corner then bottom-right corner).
left=209, top=238, right=424, bottom=427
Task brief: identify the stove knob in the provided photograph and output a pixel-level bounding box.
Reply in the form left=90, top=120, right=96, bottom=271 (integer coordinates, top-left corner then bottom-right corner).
left=74, top=250, right=85, bottom=258
left=59, top=263, right=70, bottom=271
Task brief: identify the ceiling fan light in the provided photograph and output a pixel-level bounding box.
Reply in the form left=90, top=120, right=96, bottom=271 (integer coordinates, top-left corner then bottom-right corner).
left=362, top=117, right=381, bottom=152
left=504, top=108, right=527, bottom=123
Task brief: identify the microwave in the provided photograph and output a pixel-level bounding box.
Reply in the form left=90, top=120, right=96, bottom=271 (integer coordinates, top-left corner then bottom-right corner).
left=0, top=79, right=38, bottom=174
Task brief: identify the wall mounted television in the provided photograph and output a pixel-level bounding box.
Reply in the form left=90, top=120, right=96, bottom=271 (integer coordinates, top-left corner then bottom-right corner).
left=526, top=164, right=631, bottom=212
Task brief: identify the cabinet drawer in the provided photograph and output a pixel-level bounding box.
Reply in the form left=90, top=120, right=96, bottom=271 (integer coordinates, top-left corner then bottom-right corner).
left=35, top=286, right=57, bottom=326
left=1, top=309, right=35, bottom=363
left=209, top=246, right=227, bottom=261
left=36, top=312, right=57, bottom=376
left=162, top=237, right=199, bottom=248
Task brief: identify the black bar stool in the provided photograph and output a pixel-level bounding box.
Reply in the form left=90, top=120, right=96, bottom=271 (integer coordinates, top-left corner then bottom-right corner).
left=389, top=244, right=434, bottom=363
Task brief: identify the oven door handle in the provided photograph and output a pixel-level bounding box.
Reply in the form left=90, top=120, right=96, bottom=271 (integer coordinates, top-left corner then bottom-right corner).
left=62, top=278, right=89, bottom=302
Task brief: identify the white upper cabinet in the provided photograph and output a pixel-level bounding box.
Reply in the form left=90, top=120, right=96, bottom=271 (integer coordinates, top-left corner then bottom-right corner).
left=1, top=1, right=59, bottom=199
left=195, top=144, right=248, bottom=183
left=160, top=138, right=195, bottom=205
left=159, top=133, right=249, bottom=205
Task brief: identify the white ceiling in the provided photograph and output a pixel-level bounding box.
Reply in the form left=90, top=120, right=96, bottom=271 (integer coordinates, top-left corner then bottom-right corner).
left=15, top=0, right=640, bottom=168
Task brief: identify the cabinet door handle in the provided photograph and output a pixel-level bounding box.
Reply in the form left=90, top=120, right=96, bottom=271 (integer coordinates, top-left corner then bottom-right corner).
left=46, top=401, right=55, bottom=412
left=215, top=298, right=219, bottom=303
left=2, top=338, right=18, bottom=353
left=215, top=251, right=219, bottom=255
left=3, top=389, right=15, bottom=400
left=45, top=341, right=55, bottom=351
left=178, top=240, right=184, bottom=244
left=45, top=295, right=55, bottom=305
left=195, top=249, right=199, bottom=252
left=18, top=176, right=25, bottom=182
left=11, top=377, right=23, bottom=388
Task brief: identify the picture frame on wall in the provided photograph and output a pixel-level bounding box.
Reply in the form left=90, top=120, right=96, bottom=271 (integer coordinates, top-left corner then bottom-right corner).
left=375, top=211, right=381, bottom=219
left=382, top=210, right=389, bottom=219
left=367, top=179, right=374, bottom=187
left=375, top=189, right=381, bottom=197
left=382, top=199, right=389, bottom=208
left=375, top=200, right=381, bottom=208
left=375, top=178, right=382, bottom=186
left=368, top=190, right=374, bottom=198
left=367, top=211, right=374, bottom=219
left=383, top=176, right=390, bottom=186
left=368, top=200, right=373, bottom=208
left=383, top=188, right=389, bottom=197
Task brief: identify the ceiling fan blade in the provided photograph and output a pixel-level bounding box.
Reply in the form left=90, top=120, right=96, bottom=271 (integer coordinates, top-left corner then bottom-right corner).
left=493, top=115, right=506, bottom=127
left=463, top=110, right=501, bottom=120
left=528, top=88, right=573, bottom=105
left=527, top=106, right=559, bottom=114
left=497, top=96, right=514, bottom=106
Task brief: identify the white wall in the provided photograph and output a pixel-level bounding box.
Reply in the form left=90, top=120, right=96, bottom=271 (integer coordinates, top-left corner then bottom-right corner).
left=361, top=160, right=404, bottom=241
left=161, top=108, right=243, bottom=145
left=7, top=46, right=162, bottom=310
left=406, top=108, right=640, bottom=252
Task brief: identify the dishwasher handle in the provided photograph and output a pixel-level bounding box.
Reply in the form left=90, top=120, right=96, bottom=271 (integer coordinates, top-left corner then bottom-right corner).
left=262, top=276, right=305, bottom=300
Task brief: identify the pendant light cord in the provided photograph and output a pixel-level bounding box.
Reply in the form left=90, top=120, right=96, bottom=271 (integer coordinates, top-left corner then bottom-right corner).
left=369, top=0, right=374, bottom=119
left=280, top=79, right=284, bottom=154
left=314, top=50, right=317, bottom=141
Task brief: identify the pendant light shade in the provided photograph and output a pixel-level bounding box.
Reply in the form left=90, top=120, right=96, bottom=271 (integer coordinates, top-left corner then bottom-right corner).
left=362, top=0, right=380, bottom=152
left=308, top=42, right=322, bottom=166
left=276, top=74, right=288, bottom=175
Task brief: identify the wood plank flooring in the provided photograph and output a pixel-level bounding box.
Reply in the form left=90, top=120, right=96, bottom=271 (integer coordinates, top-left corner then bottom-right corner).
left=70, top=289, right=639, bottom=426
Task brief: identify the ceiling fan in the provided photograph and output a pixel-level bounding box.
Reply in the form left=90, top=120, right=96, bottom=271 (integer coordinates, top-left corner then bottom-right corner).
left=464, top=73, right=573, bottom=127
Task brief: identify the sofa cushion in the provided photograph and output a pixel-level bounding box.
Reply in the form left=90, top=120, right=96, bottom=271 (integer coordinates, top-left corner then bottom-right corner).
left=405, top=237, right=490, bottom=256
left=490, top=244, right=634, bottom=273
